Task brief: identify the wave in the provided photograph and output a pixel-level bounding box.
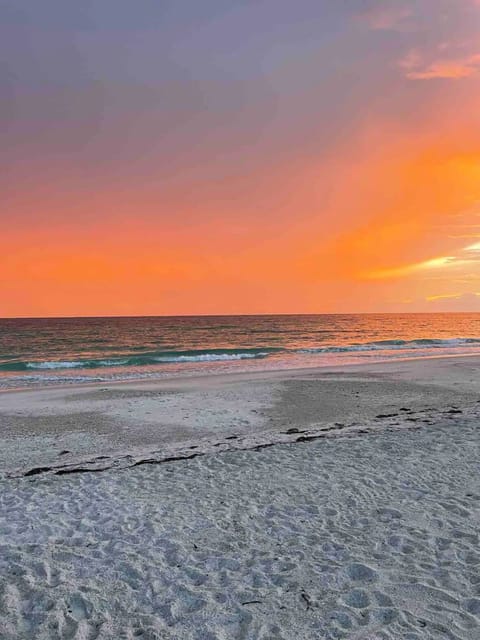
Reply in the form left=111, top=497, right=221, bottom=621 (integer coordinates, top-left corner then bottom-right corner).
left=1, top=338, right=480, bottom=374
left=0, top=348, right=281, bottom=372
left=296, top=338, right=480, bottom=354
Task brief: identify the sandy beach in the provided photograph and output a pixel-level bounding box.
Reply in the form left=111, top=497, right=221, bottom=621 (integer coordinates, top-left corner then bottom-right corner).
left=1, top=355, right=480, bottom=638
left=4, top=0, right=480, bottom=636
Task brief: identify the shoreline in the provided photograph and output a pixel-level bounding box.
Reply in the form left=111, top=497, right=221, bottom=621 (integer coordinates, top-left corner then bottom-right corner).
left=1, top=354, right=480, bottom=478
left=3, top=349, right=480, bottom=396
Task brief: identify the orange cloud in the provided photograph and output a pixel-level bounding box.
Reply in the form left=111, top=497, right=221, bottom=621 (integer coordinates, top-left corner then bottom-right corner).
left=403, top=292, right=480, bottom=313
left=425, top=292, right=480, bottom=302
left=366, top=256, right=461, bottom=280
left=402, top=53, right=480, bottom=80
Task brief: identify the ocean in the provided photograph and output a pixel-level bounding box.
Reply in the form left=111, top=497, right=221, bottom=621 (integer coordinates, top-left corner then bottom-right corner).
left=1, top=313, right=480, bottom=389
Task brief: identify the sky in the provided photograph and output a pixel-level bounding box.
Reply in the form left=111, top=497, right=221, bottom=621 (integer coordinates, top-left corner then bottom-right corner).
left=1, top=0, right=480, bottom=317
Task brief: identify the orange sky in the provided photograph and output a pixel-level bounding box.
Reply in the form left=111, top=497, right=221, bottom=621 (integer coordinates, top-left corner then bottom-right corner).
left=2, top=0, right=480, bottom=316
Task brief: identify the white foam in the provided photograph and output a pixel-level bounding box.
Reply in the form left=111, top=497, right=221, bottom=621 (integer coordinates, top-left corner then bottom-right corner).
left=26, top=361, right=84, bottom=370
left=153, top=353, right=268, bottom=363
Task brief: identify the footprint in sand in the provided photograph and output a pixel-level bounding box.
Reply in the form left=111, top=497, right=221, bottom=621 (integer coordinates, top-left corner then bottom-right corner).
left=463, top=598, right=480, bottom=615
left=373, top=591, right=393, bottom=607
left=347, top=563, right=378, bottom=583
left=343, top=588, right=370, bottom=608
left=372, top=607, right=397, bottom=625
left=67, top=593, right=91, bottom=621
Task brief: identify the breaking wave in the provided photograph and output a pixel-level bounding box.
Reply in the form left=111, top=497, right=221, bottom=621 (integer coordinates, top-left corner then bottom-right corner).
left=2, top=338, right=480, bottom=375
left=297, top=337, right=480, bottom=354
left=0, top=348, right=280, bottom=372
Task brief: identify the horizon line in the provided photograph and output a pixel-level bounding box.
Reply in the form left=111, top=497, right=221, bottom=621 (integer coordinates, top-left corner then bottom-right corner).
left=2, top=310, right=480, bottom=321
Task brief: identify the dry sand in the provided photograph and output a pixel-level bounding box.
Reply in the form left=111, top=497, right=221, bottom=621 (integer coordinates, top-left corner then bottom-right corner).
left=1, top=356, right=480, bottom=638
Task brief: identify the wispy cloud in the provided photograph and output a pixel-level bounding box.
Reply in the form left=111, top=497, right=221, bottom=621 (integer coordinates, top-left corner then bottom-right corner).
left=425, top=292, right=479, bottom=302
left=409, top=58, right=480, bottom=80
left=366, top=250, right=480, bottom=280
left=357, top=4, right=412, bottom=31
left=366, top=256, right=461, bottom=279
left=401, top=50, right=480, bottom=80
left=464, top=241, right=480, bottom=251
left=400, top=291, right=480, bottom=312
left=424, top=291, right=480, bottom=309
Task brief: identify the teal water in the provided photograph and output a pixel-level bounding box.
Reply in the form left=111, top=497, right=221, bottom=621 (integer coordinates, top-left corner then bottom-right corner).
left=1, top=314, right=480, bottom=389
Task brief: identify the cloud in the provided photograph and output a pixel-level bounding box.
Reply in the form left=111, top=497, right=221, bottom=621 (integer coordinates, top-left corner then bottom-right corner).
left=464, top=241, right=480, bottom=251
left=359, top=4, right=412, bottom=30
left=401, top=51, right=480, bottom=80
left=367, top=235, right=480, bottom=280
left=425, top=292, right=480, bottom=310
left=400, top=292, right=480, bottom=312
left=366, top=255, right=471, bottom=279
left=406, top=60, right=478, bottom=80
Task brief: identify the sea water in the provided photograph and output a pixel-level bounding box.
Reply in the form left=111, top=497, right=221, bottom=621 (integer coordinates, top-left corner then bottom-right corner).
left=1, top=313, right=480, bottom=389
